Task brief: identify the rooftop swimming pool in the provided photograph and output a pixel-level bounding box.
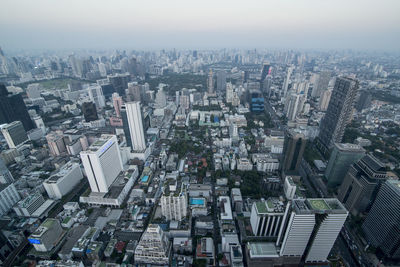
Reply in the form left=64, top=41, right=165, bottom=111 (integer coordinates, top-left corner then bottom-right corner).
left=141, top=175, right=149, bottom=183
left=190, top=198, right=205, bottom=205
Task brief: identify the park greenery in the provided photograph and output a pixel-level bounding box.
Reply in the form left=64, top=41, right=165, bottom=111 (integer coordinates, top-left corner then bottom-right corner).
left=146, top=73, right=206, bottom=95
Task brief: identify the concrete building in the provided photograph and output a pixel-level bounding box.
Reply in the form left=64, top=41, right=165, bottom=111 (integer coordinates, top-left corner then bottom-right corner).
left=44, top=162, right=83, bottom=200
left=362, top=180, right=400, bottom=259
left=280, top=198, right=348, bottom=264
left=13, top=192, right=47, bottom=217
left=319, top=89, right=332, bottom=111
left=124, top=102, right=146, bottom=152
left=196, top=237, right=215, bottom=266
left=81, top=102, right=98, bottom=122
left=28, top=219, right=63, bottom=252
left=216, top=70, right=227, bottom=92
left=1, top=121, right=28, bottom=148
left=0, top=183, right=20, bottom=216
left=250, top=199, right=289, bottom=237
left=325, top=143, right=365, bottom=187
left=282, top=130, right=307, bottom=173
left=161, top=181, right=188, bottom=221
left=134, top=224, right=171, bottom=266
left=318, top=77, right=359, bottom=151
left=231, top=188, right=243, bottom=213
left=46, top=132, right=67, bottom=156
left=0, top=158, right=14, bottom=183
left=338, top=154, right=387, bottom=215
left=80, top=135, right=123, bottom=193
left=284, top=176, right=297, bottom=200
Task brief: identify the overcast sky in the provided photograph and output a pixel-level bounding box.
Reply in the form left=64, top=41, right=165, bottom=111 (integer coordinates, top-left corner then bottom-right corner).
left=1, top=0, right=399, bottom=51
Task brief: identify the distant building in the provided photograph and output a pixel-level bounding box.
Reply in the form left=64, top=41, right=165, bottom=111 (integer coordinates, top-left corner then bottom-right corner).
left=362, top=180, right=400, bottom=259
left=207, top=69, right=214, bottom=95
left=44, top=162, right=83, bottom=200
left=325, top=143, right=365, bottom=187
left=134, top=224, right=171, bottom=266
left=280, top=198, right=348, bottom=264
left=216, top=70, right=227, bottom=91
left=81, top=102, right=98, bottom=122
left=1, top=121, right=28, bottom=149
left=318, top=77, right=359, bottom=151
left=28, top=218, right=63, bottom=252
left=249, top=90, right=264, bottom=113
left=13, top=192, right=49, bottom=217
left=0, top=84, right=34, bottom=131
left=46, top=132, right=67, bottom=156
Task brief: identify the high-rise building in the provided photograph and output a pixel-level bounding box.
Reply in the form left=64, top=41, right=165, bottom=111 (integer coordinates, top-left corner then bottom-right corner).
left=134, top=224, right=171, bottom=266
left=0, top=183, right=20, bottom=216
left=338, top=154, right=386, bottom=215
left=216, top=70, right=227, bottom=91
left=126, top=82, right=141, bottom=102
left=0, top=84, right=34, bottom=131
left=280, top=198, right=348, bottom=263
left=282, top=130, right=307, bottom=173
left=124, top=102, right=146, bottom=152
left=356, top=91, right=372, bottom=112
left=161, top=182, right=187, bottom=221
left=81, top=102, right=98, bottom=122
left=284, top=93, right=304, bottom=121
left=112, top=93, right=123, bottom=117
left=260, top=62, right=271, bottom=82
left=250, top=199, right=289, bottom=237
left=107, top=73, right=130, bottom=96
left=318, top=77, right=359, bottom=151
left=249, top=90, right=264, bottom=113
left=207, top=69, right=214, bottom=95
left=80, top=135, right=123, bottom=193
left=325, top=143, right=365, bottom=188
left=155, top=87, right=167, bottom=108
left=46, top=132, right=67, bottom=156
left=362, top=180, right=400, bottom=259
left=0, top=158, right=13, bottom=184
left=43, top=162, right=83, bottom=200
left=87, top=84, right=105, bottom=108
left=0, top=121, right=28, bottom=148
left=282, top=65, right=294, bottom=98
left=319, top=89, right=332, bottom=111
left=312, top=71, right=331, bottom=98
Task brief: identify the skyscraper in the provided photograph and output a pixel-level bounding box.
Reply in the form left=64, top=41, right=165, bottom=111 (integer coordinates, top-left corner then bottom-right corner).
left=216, top=70, right=227, bottom=91
left=282, top=65, right=294, bottom=98
left=280, top=198, right=348, bottom=264
left=362, top=180, right=400, bottom=259
left=311, top=71, right=331, bottom=98
left=319, top=89, right=332, bottom=111
left=0, top=121, right=28, bottom=149
left=112, top=93, right=123, bottom=117
left=338, top=154, right=387, bottom=215
left=207, top=69, right=214, bottom=95
left=260, top=62, right=271, bottom=82
left=318, top=77, right=359, bottom=151
left=125, top=102, right=146, bottom=152
left=0, top=84, right=34, bottom=131
left=81, top=102, right=98, bottom=122
left=282, top=130, right=307, bottom=173
left=324, top=143, right=365, bottom=188
left=80, top=135, right=123, bottom=193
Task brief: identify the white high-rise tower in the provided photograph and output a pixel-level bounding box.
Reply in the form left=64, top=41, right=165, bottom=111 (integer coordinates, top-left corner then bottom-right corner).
left=80, top=135, right=123, bottom=193
left=125, top=102, right=146, bottom=152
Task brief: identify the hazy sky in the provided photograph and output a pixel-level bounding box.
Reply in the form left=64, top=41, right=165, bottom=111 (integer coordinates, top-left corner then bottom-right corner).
left=1, top=0, right=399, bottom=51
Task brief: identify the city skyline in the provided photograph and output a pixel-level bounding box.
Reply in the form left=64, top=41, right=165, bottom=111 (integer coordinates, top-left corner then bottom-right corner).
left=1, top=0, right=400, bottom=51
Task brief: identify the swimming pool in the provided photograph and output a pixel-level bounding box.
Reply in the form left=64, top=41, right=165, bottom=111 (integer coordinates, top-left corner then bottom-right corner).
left=190, top=198, right=205, bottom=205
left=141, top=175, right=149, bottom=183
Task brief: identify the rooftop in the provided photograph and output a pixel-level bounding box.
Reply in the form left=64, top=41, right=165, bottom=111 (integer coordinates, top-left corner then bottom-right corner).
left=247, top=242, right=278, bottom=258
left=293, top=198, right=347, bottom=214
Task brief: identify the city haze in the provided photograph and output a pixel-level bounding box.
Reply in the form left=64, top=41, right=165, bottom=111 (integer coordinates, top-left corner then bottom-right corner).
left=1, top=0, right=400, bottom=51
